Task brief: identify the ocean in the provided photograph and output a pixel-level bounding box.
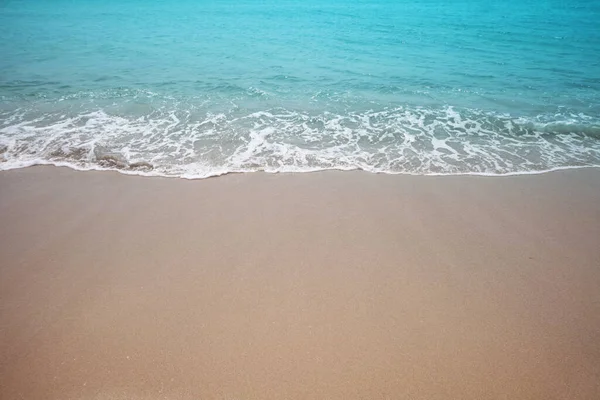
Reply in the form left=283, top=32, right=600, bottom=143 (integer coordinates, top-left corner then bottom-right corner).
left=1, top=0, right=599, bottom=178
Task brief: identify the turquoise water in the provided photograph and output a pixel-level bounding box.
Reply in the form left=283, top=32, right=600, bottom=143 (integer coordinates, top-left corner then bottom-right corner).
left=1, top=0, right=599, bottom=177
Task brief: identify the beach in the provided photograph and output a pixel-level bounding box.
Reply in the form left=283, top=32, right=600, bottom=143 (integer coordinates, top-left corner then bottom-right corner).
left=2, top=0, right=600, bottom=398
left=1, top=166, right=599, bottom=399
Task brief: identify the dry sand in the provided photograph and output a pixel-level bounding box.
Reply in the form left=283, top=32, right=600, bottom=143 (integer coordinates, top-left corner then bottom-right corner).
left=1, top=166, right=599, bottom=399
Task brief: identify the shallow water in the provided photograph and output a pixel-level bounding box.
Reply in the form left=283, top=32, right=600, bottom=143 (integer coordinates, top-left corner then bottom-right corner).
left=1, top=0, right=599, bottom=177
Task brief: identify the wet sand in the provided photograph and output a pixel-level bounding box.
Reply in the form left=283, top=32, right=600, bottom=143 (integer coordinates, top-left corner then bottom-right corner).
left=1, top=166, right=599, bottom=399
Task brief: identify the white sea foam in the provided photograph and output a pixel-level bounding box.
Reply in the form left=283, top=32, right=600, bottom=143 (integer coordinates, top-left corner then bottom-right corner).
left=1, top=105, right=600, bottom=179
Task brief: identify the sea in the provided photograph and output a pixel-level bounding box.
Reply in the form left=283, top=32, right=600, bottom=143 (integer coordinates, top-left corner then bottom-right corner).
left=1, top=0, right=599, bottom=178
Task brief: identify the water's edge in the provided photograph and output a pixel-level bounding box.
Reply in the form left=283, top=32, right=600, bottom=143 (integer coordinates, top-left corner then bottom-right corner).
left=3, top=159, right=599, bottom=180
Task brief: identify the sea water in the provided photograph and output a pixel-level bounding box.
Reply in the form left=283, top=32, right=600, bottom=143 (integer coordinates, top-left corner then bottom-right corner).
left=1, top=0, right=599, bottom=177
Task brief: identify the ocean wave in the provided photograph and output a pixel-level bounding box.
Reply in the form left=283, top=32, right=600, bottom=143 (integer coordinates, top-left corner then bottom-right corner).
left=1, top=104, right=600, bottom=179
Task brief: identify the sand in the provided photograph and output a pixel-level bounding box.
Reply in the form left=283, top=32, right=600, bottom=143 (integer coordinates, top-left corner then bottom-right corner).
left=1, top=166, right=599, bottom=399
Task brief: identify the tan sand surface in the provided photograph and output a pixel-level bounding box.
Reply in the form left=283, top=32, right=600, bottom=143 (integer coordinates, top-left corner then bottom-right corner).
left=1, top=166, right=599, bottom=399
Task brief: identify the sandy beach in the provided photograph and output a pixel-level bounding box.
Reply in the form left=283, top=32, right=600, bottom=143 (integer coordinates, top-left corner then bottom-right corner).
left=1, top=166, right=599, bottom=399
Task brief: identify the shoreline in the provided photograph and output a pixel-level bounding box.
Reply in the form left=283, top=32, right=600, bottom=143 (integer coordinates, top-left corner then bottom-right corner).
left=1, top=161, right=600, bottom=181
left=1, top=165, right=600, bottom=399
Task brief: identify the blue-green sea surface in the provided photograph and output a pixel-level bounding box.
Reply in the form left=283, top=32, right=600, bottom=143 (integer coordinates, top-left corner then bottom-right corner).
left=1, top=0, right=599, bottom=177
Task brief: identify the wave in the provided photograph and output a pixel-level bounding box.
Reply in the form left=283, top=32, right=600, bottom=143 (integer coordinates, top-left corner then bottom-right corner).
left=1, top=103, right=600, bottom=179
